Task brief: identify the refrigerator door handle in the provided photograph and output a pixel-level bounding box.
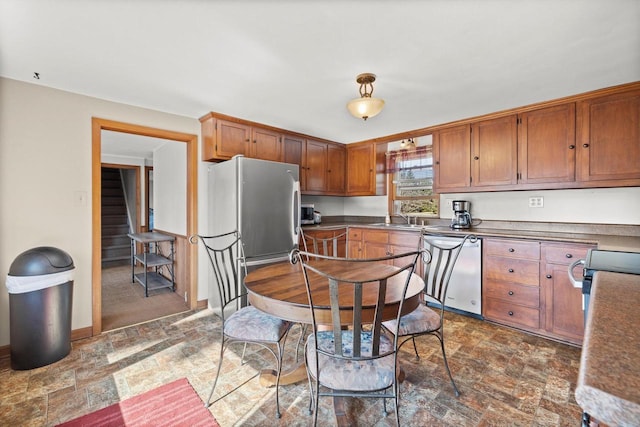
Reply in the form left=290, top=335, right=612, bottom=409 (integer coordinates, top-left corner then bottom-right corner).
left=291, top=174, right=300, bottom=245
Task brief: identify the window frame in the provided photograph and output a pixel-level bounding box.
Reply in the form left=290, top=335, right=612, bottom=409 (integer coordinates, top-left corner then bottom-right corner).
left=386, top=136, right=438, bottom=219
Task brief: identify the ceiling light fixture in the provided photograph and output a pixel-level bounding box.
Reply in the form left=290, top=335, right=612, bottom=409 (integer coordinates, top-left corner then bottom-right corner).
left=346, top=73, right=385, bottom=121
left=399, top=138, right=417, bottom=150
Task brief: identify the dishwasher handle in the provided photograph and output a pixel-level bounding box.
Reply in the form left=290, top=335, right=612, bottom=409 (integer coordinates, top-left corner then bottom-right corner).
left=568, top=259, right=585, bottom=288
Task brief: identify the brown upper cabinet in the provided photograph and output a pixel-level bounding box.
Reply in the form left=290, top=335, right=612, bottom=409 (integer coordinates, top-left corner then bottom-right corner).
left=472, top=115, right=518, bottom=187
left=283, top=134, right=305, bottom=187
left=201, top=117, right=251, bottom=160
left=346, top=143, right=386, bottom=196
left=250, top=127, right=282, bottom=162
left=518, top=103, right=576, bottom=185
left=576, top=88, right=640, bottom=184
left=433, top=84, right=640, bottom=193
left=201, top=115, right=284, bottom=162
left=303, top=139, right=345, bottom=195
left=434, top=115, right=518, bottom=191
left=433, top=124, right=471, bottom=191
left=200, top=113, right=285, bottom=162
left=200, top=113, right=345, bottom=195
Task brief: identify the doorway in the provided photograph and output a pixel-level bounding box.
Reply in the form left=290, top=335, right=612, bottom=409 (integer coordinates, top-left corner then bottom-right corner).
left=91, top=118, right=198, bottom=336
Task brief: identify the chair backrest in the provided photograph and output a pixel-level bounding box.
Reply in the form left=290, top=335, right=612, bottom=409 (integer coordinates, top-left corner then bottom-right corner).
left=420, top=233, right=477, bottom=305
left=194, top=231, right=246, bottom=316
left=293, top=250, right=421, bottom=360
left=300, top=230, right=348, bottom=258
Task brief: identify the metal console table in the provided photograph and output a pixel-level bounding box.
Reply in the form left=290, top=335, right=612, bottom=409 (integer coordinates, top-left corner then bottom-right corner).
left=128, top=231, right=175, bottom=297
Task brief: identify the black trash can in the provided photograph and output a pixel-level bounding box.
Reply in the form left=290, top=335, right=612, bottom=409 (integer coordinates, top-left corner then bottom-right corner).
left=6, top=246, right=75, bottom=370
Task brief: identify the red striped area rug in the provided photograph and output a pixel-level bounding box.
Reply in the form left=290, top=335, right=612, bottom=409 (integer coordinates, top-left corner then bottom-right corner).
left=58, top=378, right=220, bottom=427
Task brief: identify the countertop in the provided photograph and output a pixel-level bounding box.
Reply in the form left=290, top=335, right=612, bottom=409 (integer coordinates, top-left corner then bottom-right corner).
left=575, top=271, right=640, bottom=425
left=303, top=220, right=640, bottom=252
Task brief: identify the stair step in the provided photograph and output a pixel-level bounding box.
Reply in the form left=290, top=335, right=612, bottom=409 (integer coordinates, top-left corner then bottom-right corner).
left=102, top=215, right=129, bottom=225
left=102, top=247, right=131, bottom=259
left=102, top=205, right=127, bottom=215
left=103, top=236, right=131, bottom=246
left=103, top=224, right=129, bottom=233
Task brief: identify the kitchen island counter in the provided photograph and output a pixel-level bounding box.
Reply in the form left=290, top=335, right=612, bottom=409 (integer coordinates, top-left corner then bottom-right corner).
left=575, top=271, right=640, bottom=426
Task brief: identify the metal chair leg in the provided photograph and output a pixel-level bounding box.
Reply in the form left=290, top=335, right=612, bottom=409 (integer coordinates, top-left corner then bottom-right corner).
left=411, top=336, right=420, bottom=359
left=205, top=341, right=227, bottom=407
left=438, top=335, right=460, bottom=397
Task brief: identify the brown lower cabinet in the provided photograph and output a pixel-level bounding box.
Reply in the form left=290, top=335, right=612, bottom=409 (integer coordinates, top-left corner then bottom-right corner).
left=483, top=237, right=594, bottom=345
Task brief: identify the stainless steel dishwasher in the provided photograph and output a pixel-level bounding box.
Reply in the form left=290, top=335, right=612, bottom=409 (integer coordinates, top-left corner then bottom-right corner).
left=425, top=235, right=482, bottom=316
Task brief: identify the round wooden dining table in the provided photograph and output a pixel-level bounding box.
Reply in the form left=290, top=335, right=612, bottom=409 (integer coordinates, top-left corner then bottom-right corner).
left=244, top=258, right=425, bottom=326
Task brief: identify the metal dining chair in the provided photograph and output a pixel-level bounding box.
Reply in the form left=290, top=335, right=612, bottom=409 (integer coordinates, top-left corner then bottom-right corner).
left=383, top=232, right=477, bottom=397
left=300, top=229, right=348, bottom=258
left=193, top=231, right=292, bottom=418
left=291, top=249, right=422, bottom=426
left=295, top=229, right=349, bottom=359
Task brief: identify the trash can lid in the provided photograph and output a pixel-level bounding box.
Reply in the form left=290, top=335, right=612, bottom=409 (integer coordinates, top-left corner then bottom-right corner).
left=8, top=246, right=74, bottom=276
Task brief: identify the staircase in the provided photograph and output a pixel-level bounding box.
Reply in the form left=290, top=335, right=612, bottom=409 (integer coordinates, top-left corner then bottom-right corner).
left=101, top=168, right=131, bottom=267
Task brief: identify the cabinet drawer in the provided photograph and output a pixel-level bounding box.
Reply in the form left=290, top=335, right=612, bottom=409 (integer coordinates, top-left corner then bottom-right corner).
left=484, top=298, right=540, bottom=329
left=362, top=229, right=389, bottom=244
left=542, top=243, right=594, bottom=265
left=484, top=280, right=539, bottom=308
left=388, top=231, right=420, bottom=247
left=484, top=256, right=540, bottom=286
left=485, top=239, right=540, bottom=260
left=348, top=228, right=362, bottom=241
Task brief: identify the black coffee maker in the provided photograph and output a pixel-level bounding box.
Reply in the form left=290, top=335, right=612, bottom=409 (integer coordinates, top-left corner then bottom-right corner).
left=451, top=200, right=472, bottom=229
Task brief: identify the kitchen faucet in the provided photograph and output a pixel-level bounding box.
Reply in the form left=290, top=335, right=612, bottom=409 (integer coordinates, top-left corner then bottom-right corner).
left=398, top=212, right=412, bottom=225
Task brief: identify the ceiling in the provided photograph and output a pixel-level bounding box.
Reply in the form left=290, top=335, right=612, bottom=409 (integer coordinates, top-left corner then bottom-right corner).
left=1, top=0, right=639, bottom=145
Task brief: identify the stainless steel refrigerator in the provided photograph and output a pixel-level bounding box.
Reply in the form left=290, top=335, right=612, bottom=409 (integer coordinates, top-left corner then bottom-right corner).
left=207, top=155, right=300, bottom=310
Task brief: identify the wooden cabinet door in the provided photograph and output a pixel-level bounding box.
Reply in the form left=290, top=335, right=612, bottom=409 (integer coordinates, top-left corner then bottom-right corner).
left=518, top=104, right=576, bottom=184
left=471, top=115, right=518, bottom=187
left=388, top=231, right=420, bottom=271
left=433, top=124, right=471, bottom=191
left=347, top=228, right=363, bottom=259
left=577, top=89, right=640, bottom=182
left=250, top=127, right=282, bottom=162
left=283, top=134, right=305, bottom=188
left=216, top=120, right=250, bottom=159
left=305, top=139, right=328, bottom=193
left=346, top=144, right=375, bottom=195
left=541, top=242, right=594, bottom=345
left=326, top=144, right=346, bottom=194
left=362, top=229, right=391, bottom=262
left=348, top=240, right=362, bottom=259
left=541, top=263, right=585, bottom=345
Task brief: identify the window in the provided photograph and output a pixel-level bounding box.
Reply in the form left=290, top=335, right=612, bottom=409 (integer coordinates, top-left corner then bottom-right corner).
left=386, top=136, right=438, bottom=217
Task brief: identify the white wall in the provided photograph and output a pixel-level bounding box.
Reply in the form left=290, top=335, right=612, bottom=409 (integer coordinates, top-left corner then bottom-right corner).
left=0, top=77, right=199, bottom=347
left=310, top=187, right=640, bottom=226
left=441, top=187, right=640, bottom=225
left=153, top=143, right=187, bottom=234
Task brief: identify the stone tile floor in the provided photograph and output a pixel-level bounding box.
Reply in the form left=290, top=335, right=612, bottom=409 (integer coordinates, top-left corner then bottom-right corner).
left=0, top=309, right=584, bottom=426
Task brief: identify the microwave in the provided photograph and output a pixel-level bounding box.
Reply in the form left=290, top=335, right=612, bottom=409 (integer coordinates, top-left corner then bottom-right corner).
left=301, top=203, right=315, bottom=224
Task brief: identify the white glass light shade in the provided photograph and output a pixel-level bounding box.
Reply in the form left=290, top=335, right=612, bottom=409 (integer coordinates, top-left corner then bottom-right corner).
left=347, top=96, right=385, bottom=120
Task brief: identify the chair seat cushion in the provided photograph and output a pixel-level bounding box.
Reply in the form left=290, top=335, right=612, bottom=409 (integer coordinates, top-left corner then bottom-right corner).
left=383, top=304, right=441, bottom=336
left=305, top=331, right=396, bottom=391
left=224, top=306, right=290, bottom=342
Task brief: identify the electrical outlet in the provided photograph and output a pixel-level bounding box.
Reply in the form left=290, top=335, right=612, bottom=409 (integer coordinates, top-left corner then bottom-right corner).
left=528, top=196, right=544, bottom=208
left=445, top=199, right=453, bottom=209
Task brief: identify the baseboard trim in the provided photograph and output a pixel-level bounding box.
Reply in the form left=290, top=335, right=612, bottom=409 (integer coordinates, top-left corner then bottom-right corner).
left=197, top=299, right=208, bottom=310
left=0, top=326, right=95, bottom=361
